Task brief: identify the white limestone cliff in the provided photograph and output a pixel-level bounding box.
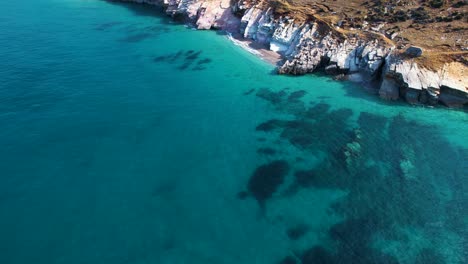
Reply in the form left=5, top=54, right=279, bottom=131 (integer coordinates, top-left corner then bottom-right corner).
left=116, top=0, right=468, bottom=107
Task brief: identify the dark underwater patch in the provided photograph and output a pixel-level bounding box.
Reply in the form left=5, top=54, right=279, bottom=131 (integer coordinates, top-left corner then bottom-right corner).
left=287, top=90, right=307, bottom=101
left=357, top=111, right=388, bottom=129
left=329, top=217, right=376, bottom=247
left=191, top=66, right=207, bottom=71
left=257, top=147, right=276, bottom=155
left=153, top=50, right=207, bottom=71
left=256, top=88, right=287, bottom=104
left=282, top=114, right=350, bottom=150
left=298, top=217, right=399, bottom=264
left=119, top=33, right=153, bottom=42
left=94, top=21, right=122, bottom=31
left=300, top=109, right=353, bottom=150
left=121, top=24, right=141, bottom=33
left=243, top=88, right=255, bottom=95
left=279, top=120, right=316, bottom=149
left=256, top=119, right=286, bottom=132
left=282, top=165, right=345, bottom=198
left=279, top=256, right=297, bottom=264
left=153, top=50, right=186, bottom=63
left=168, top=51, right=184, bottom=62
left=151, top=180, right=177, bottom=198
left=185, top=51, right=202, bottom=60
left=197, top=58, right=212, bottom=65
left=142, top=25, right=171, bottom=33
left=414, top=248, right=445, bottom=264
left=177, top=61, right=193, bottom=71
left=246, top=160, right=290, bottom=208
left=189, top=58, right=211, bottom=70
left=250, top=85, right=466, bottom=263
left=295, top=157, right=305, bottom=162
left=293, top=169, right=319, bottom=188
left=255, top=103, right=353, bottom=153
left=286, top=224, right=309, bottom=240
left=237, top=191, right=249, bottom=200
left=289, top=114, right=465, bottom=263
left=284, top=100, right=308, bottom=116
left=299, top=243, right=399, bottom=264
left=301, top=246, right=336, bottom=264
left=353, top=112, right=389, bottom=160
left=303, top=103, right=331, bottom=119
left=153, top=55, right=169, bottom=62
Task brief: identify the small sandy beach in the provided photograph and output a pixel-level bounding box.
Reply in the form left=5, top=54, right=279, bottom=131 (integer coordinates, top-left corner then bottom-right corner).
left=227, top=33, right=283, bottom=66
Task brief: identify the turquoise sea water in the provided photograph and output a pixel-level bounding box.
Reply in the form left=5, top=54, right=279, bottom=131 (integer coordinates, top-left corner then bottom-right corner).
left=0, top=0, right=467, bottom=263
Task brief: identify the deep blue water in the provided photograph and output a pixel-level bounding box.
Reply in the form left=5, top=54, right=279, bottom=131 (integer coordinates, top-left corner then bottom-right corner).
left=0, top=1, right=467, bottom=263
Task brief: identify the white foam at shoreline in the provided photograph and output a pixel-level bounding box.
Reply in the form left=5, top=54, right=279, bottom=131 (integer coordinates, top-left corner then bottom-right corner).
left=226, top=33, right=261, bottom=56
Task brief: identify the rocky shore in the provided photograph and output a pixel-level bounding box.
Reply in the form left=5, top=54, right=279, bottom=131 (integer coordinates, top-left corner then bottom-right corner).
left=115, top=0, right=467, bottom=107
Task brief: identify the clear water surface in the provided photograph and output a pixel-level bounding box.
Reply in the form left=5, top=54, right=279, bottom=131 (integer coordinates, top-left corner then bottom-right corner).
left=0, top=1, right=467, bottom=263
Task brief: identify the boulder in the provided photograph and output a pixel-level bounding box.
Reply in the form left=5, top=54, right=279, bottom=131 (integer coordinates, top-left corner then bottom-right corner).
left=405, top=46, right=423, bottom=57
left=438, top=93, right=468, bottom=108
left=405, top=89, right=421, bottom=104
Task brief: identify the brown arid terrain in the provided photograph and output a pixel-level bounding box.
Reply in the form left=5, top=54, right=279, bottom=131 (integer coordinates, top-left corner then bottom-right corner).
left=253, top=0, right=467, bottom=68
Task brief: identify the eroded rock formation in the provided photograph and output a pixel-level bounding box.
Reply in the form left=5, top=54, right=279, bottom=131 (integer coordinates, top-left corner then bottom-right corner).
left=116, top=0, right=468, bottom=107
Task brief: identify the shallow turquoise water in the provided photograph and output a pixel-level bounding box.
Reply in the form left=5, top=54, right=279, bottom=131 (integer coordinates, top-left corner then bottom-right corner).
left=0, top=1, right=467, bottom=263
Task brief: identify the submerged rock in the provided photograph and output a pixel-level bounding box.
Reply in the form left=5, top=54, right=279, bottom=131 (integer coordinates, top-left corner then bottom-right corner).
left=246, top=160, right=290, bottom=208
left=257, top=147, right=276, bottom=155
left=279, top=256, right=297, bottom=264
left=301, top=246, right=336, bottom=264
left=342, top=129, right=363, bottom=173
left=286, top=224, right=309, bottom=240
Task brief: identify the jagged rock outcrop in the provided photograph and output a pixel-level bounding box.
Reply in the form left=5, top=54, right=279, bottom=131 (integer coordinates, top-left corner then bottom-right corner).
left=277, top=24, right=391, bottom=78
left=117, top=0, right=468, bottom=107
left=381, top=56, right=468, bottom=106
left=119, top=0, right=239, bottom=30
left=270, top=19, right=301, bottom=53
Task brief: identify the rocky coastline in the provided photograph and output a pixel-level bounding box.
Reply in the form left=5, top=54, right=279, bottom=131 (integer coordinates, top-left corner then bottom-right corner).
left=115, top=0, right=468, bottom=108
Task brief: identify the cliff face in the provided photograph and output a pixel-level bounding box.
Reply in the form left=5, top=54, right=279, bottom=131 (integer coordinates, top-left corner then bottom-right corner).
left=116, top=0, right=468, bottom=107
left=381, top=58, right=468, bottom=107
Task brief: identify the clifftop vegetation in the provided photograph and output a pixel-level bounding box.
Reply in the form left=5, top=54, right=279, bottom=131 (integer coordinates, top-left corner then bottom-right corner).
left=246, top=0, right=467, bottom=65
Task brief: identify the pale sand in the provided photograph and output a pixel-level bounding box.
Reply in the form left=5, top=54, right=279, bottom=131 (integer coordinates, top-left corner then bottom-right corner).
left=227, top=33, right=284, bottom=66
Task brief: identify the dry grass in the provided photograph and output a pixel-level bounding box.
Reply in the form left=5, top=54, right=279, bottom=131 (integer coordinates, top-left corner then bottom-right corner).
left=248, top=0, right=467, bottom=65
left=414, top=51, right=468, bottom=70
